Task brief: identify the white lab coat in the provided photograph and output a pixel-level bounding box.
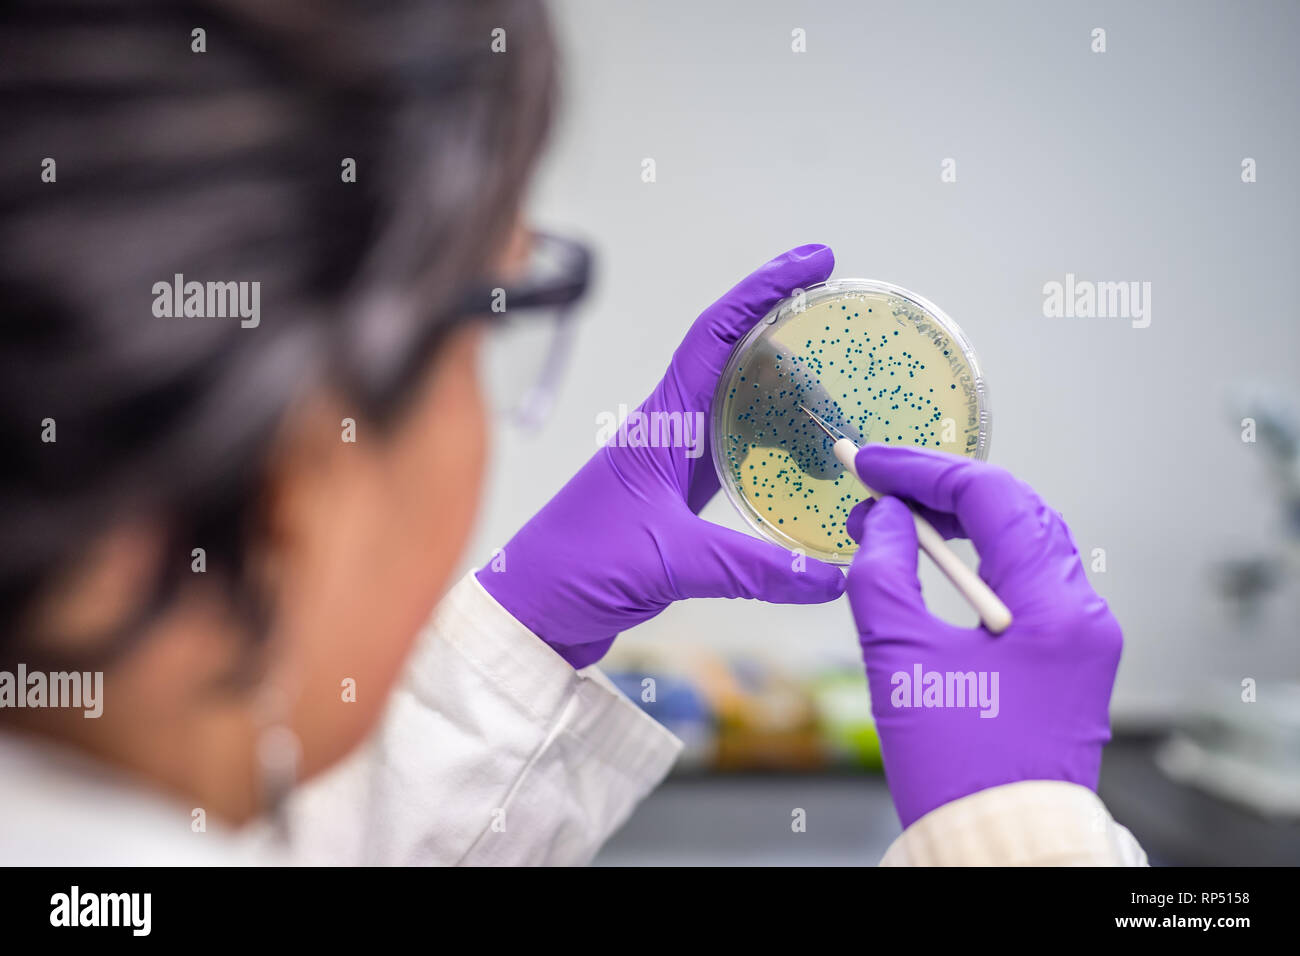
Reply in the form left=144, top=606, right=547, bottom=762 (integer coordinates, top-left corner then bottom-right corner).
left=0, top=572, right=1146, bottom=866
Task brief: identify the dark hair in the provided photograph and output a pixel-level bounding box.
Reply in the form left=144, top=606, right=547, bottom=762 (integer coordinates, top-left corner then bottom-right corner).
left=0, top=0, right=557, bottom=668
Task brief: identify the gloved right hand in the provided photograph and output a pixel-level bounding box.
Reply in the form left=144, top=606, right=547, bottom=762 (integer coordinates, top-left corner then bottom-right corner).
left=843, top=446, right=1123, bottom=829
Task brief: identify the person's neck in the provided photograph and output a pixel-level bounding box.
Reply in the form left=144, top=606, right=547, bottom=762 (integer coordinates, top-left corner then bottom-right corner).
left=2, top=701, right=262, bottom=825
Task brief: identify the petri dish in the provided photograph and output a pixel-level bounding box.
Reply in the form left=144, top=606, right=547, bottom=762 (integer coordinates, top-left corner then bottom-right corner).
left=711, top=279, right=990, bottom=564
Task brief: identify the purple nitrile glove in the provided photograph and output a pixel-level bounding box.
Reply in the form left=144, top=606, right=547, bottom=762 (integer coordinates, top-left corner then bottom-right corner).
left=843, top=445, right=1122, bottom=829
left=477, top=245, right=847, bottom=668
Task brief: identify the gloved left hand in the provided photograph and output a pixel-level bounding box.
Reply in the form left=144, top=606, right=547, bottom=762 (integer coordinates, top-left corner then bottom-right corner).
left=477, top=245, right=847, bottom=668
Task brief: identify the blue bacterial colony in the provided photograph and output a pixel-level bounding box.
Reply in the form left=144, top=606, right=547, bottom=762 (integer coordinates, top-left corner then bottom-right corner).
left=718, top=290, right=980, bottom=561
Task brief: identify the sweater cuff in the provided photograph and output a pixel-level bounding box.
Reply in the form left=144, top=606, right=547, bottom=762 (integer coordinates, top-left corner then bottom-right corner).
left=879, top=780, right=1148, bottom=866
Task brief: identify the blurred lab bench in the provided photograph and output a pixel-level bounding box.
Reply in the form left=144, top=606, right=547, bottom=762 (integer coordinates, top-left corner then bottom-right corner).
left=594, top=772, right=900, bottom=866
left=594, top=735, right=1300, bottom=866
left=1099, top=734, right=1300, bottom=867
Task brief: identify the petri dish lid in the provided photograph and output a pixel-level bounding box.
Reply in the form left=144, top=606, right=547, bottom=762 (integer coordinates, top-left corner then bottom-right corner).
left=711, top=279, right=991, bottom=565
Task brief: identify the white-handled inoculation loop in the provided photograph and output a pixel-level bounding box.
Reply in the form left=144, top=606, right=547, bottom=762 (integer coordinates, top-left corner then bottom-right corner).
left=821, top=426, right=1012, bottom=635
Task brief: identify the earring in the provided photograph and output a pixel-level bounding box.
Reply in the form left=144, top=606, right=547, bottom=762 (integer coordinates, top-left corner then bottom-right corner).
left=254, top=685, right=301, bottom=840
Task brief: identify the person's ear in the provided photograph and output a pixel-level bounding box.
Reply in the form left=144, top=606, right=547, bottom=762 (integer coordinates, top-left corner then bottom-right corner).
left=18, top=521, right=165, bottom=656
left=254, top=392, right=357, bottom=579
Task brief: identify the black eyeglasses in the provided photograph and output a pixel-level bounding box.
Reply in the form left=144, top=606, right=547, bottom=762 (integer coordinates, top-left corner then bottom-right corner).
left=353, top=230, right=592, bottom=430
left=459, top=230, right=593, bottom=430
left=457, top=230, right=592, bottom=315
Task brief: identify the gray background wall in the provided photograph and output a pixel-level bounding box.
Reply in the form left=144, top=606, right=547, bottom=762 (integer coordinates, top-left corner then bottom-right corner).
left=466, top=0, right=1300, bottom=720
